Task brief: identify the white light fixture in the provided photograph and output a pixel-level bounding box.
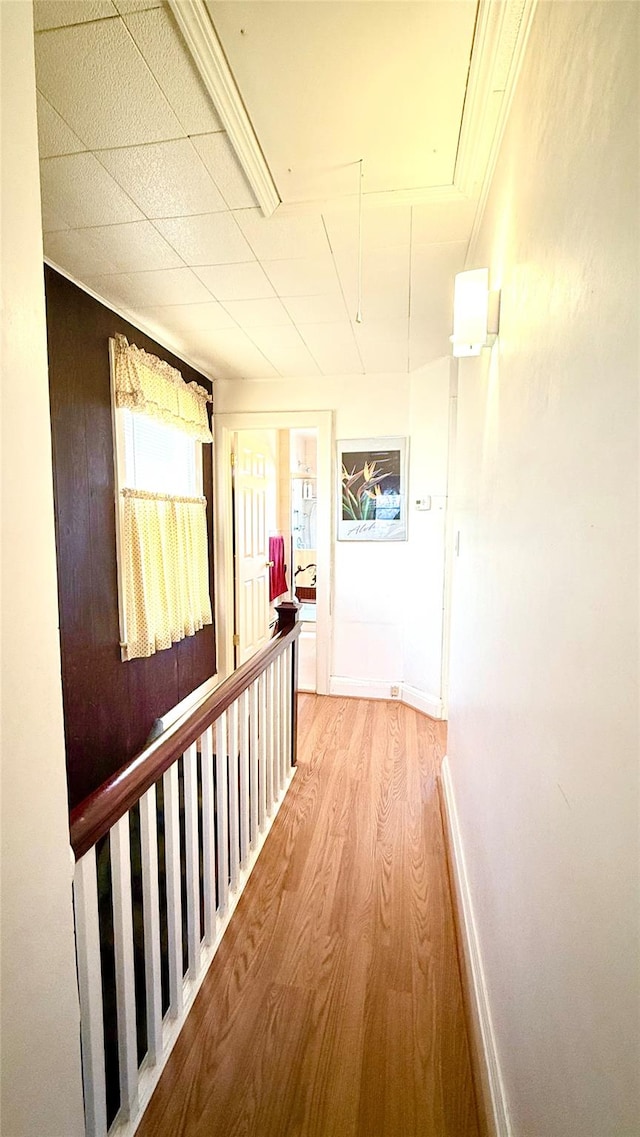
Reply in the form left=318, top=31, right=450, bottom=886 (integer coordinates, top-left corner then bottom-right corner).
left=450, top=268, right=500, bottom=357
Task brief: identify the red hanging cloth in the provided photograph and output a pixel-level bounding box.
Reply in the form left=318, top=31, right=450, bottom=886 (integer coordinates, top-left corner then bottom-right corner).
left=268, top=535, right=287, bottom=601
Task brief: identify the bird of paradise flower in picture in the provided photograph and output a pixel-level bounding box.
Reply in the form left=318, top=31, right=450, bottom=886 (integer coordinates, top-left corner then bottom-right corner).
left=340, top=449, right=402, bottom=522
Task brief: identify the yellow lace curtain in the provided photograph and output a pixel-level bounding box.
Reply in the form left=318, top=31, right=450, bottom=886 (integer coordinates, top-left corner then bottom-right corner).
left=121, top=489, right=212, bottom=661
left=113, top=335, right=214, bottom=661
left=113, top=333, right=213, bottom=443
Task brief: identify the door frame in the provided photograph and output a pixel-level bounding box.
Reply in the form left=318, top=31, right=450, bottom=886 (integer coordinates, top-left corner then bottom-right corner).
left=214, top=410, right=334, bottom=693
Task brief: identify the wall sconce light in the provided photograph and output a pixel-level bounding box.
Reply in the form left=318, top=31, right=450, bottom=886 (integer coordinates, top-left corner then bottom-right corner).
left=450, top=268, right=501, bottom=357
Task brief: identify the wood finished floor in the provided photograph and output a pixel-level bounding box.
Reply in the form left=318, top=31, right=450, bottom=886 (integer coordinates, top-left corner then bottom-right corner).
left=137, top=695, right=480, bottom=1137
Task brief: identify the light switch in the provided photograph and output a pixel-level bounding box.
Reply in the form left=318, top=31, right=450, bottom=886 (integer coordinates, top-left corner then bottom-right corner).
left=415, top=497, right=432, bottom=511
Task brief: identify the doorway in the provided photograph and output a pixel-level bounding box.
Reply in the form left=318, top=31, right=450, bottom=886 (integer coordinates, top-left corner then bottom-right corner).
left=214, top=411, right=333, bottom=693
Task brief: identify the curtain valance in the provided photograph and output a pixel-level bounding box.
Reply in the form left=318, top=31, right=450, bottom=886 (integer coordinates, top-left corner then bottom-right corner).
left=114, top=333, right=213, bottom=442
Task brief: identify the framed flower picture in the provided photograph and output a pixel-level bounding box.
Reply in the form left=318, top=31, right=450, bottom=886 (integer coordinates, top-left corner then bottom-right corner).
left=337, top=437, right=407, bottom=541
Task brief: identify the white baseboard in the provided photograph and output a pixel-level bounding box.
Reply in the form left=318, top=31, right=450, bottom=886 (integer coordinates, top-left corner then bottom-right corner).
left=440, top=756, right=512, bottom=1137
left=401, top=683, right=444, bottom=720
left=329, top=676, right=397, bottom=701
left=328, top=676, right=444, bottom=719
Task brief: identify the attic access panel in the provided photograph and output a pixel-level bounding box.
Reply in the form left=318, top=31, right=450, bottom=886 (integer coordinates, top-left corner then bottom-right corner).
left=207, top=0, right=478, bottom=204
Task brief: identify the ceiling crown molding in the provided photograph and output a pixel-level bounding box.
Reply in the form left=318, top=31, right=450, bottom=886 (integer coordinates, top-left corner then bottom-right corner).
left=167, top=0, right=280, bottom=217
left=455, top=0, right=537, bottom=200
left=463, top=0, right=538, bottom=263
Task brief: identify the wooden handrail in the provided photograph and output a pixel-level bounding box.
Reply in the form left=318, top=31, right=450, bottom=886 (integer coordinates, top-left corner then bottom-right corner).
left=70, top=618, right=301, bottom=860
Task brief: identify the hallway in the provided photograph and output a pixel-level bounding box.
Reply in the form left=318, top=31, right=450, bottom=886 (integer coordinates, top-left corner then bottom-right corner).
left=136, top=695, right=479, bottom=1137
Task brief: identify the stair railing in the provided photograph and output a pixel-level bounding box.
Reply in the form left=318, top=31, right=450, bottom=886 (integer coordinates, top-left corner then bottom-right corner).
left=70, top=602, right=300, bottom=1137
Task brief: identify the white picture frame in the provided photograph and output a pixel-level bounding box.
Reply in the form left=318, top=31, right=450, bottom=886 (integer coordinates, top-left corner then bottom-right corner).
left=337, top=436, right=408, bottom=541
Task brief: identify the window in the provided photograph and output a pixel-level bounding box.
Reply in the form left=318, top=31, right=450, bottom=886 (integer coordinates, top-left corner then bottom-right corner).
left=122, top=409, right=200, bottom=497
left=110, top=335, right=213, bottom=662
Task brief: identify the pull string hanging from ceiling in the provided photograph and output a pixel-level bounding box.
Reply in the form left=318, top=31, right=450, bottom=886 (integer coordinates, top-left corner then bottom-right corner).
left=355, top=158, right=363, bottom=324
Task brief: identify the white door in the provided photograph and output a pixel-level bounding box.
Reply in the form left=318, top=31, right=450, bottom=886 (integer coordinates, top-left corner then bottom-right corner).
left=233, top=430, right=276, bottom=666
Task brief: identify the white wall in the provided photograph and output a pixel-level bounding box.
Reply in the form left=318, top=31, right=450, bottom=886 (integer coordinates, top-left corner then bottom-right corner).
left=216, top=363, right=450, bottom=713
left=0, top=3, right=85, bottom=1134
left=446, top=3, right=639, bottom=1134
left=403, top=363, right=452, bottom=710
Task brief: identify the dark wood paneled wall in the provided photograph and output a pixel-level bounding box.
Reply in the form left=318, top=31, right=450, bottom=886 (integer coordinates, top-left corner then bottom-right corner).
left=45, top=266, right=216, bottom=811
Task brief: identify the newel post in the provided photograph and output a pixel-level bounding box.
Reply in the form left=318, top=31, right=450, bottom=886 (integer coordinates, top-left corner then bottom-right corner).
left=275, top=599, right=299, bottom=633
left=275, top=600, right=300, bottom=767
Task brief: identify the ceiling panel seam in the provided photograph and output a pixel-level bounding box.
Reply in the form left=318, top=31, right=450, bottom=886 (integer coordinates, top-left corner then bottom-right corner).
left=320, top=215, right=365, bottom=375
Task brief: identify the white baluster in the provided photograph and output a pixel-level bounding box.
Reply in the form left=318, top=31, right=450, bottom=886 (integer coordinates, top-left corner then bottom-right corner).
left=288, top=643, right=294, bottom=769
left=139, top=785, right=162, bottom=1065
left=215, top=712, right=229, bottom=914
left=282, top=646, right=291, bottom=781
left=258, top=671, right=267, bottom=832
left=274, top=652, right=283, bottom=795
left=74, top=849, right=108, bottom=1137
left=249, top=680, right=259, bottom=849
left=183, top=742, right=201, bottom=978
left=200, top=726, right=216, bottom=945
left=228, top=699, right=240, bottom=892
left=239, top=689, right=250, bottom=867
left=266, top=663, right=275, bottom=816
left=163, top=763, right=183, bottom=1019
left=110, top=814, right=139, bottom=1120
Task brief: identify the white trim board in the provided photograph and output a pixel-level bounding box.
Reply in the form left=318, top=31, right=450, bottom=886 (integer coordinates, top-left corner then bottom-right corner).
left=329, top=677, right=444, bottom=720
left=329, top=676, right=398, bottom=702
left=440, top=755, right=512, bottom=1137
left=401, top=683, right=443, bottom=720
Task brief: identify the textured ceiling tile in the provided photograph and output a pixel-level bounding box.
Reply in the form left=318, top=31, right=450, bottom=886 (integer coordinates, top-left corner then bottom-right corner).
left=113, top=0, right=162, bottom=12
left=194, top=262, right=275, bottom=301
left=234, top=208, right=331, bottom=261
left=201, top=328, right=279, bottom=379
left=222, top=298, right=292, bottom=330
left=98, top=139, right=226, bottom=218
left=409, top=330, right=449, bottom=372
left=36, top=92, right=86, bottom=158
left=129, top=300, right=239, bottom=335
left=258, top=344, right=322, bottom=379
left=297, top=322, right=363, bottom=374
left=45, top=221, right=182, bottom=277
left=35, top=18, right=184, bottom=149
left=323, top=201, right=412, bottom=253
left=246, top=325, right=304, bottom=353
left=123, top=310, right=244, bottom=380
left=410, top=242, right=466, bottom=313
left=334, top=244, right=410, bottom=322
left=41, top=202, right=71, bottom=233
left=282, top=294, right=349, bottom=325
left=124, top=6, right=223, bottom=135
left=85, top=267, right=213, bottom=310
left=411, top=199, right=477, bottom=246
left=34, top=0, right=116, bottom=31
left=192, top=133, right=255, bottom=209
left=262, top=255, right=341, bottom=298
left=409, top=241, right=466, bottom=363
left=40, top=153, right=144, bottom=227
left=155, top=213, right=254, bottom=266
left=45, top=228, right=121, bottom=277
left=354, top=319, right=409, bottom=373
left=92, top=220, right=184, bottom=272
